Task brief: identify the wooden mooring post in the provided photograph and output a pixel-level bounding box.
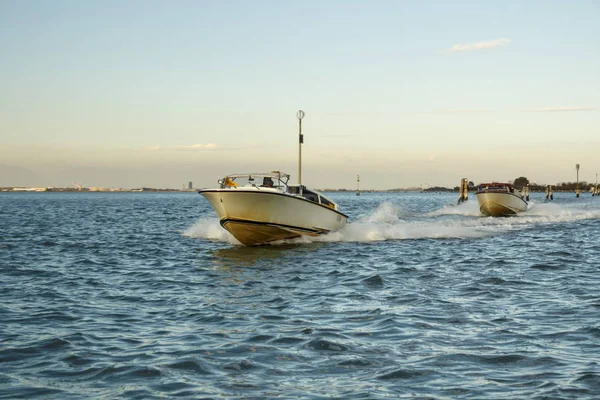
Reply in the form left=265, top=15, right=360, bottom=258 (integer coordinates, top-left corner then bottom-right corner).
left=545, top=185, right=553, bottom=200
left=458, top=178, right=469, bottom=204
left=522, top=185, right=530, bottom=201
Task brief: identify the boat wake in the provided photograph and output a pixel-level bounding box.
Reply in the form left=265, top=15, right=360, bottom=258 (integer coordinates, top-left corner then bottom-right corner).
left=183, top=218, right=240, bottom=245
left=184, top=201, right=600, bottom=246
left=425, top=200, right=481, bottom=217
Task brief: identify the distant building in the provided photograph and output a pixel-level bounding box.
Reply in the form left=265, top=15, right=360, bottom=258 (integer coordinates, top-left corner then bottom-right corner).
left=188, top=181, right=193, bottom=190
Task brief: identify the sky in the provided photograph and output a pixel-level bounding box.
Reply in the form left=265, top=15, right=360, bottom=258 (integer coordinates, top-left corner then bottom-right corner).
left=1, top=0, right=599, bottom=189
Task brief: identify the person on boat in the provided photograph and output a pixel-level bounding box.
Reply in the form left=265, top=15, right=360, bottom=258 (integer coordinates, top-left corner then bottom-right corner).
left=262, top=177, right=274, bottom=187
left=224, top=177, right=238, bottom=187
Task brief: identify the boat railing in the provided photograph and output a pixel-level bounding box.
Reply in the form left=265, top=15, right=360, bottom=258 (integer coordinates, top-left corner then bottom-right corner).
left=220, top=174, right=289, bottom=191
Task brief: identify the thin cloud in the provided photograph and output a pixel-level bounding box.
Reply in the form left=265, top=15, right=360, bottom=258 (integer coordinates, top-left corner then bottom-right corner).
left=520, top=106, right=598, bottom=112
left=173, top=144, right=217, bottom=151
left=446, top=38, right=510, bottom=53
left=424, top=109, right=493, bottom=114
left=143, top=143, right=217, bottom=151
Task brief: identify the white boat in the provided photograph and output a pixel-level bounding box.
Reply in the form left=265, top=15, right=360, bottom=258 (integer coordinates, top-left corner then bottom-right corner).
left=199, top=171, right=347, bottom=245
left=475, top=182, right=528, bottom=217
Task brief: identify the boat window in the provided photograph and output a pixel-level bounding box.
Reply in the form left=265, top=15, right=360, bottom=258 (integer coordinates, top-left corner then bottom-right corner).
left=288, top=186, right=301, bottom=195
left=302, top=189, right=319, bottom=203
left=320, top=196, right=335, bottom=209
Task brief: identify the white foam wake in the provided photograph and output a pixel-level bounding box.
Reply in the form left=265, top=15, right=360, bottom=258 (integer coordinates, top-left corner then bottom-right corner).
left=426, top=199, right=481, bottom=217
left=360, top=202, right=406, bottom=224
left=184, top=200, right=600, bottom=246
left=183, top=218, right=240, bottom=245
left=516, top=200, right=600, bottom=223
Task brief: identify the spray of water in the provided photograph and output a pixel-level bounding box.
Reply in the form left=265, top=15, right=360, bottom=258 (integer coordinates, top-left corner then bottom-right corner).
left=426, top=200, right=481, bottom=217
left=183, top=218, right=240, bottom=245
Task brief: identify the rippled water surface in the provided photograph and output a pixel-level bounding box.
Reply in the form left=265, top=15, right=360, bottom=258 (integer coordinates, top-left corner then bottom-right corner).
left=2, top=191, right=600, bottom=399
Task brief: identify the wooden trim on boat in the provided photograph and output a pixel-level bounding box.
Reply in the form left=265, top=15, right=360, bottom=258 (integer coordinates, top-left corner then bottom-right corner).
left=220, top=218, right=330, bottom=235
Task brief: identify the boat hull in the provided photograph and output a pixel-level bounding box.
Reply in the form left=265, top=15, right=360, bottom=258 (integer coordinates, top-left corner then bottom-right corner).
left=475, top=192, right=528, bottom=217
left=199, top=189, right=347, bottom=245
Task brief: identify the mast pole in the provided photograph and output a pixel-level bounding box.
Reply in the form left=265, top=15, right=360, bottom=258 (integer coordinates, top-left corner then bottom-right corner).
left=297, top=110, right=305, bottom=186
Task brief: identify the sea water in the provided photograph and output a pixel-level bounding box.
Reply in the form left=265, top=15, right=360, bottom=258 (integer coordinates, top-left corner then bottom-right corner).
left=1, top=191, right=600, bottom=399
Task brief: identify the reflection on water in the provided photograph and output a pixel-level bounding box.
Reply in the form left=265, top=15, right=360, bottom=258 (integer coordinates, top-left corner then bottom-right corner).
left=208, top=243, right=324, bottom=269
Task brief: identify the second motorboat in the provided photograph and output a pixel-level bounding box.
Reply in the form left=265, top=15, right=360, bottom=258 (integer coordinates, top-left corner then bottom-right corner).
left=475, top=182, right=528, bottom=217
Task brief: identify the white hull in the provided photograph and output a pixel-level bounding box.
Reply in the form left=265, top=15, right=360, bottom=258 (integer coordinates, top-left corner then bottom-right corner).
left=475, top=192, right=528, bottom=217
left=200, top=188, right=347, bottom=245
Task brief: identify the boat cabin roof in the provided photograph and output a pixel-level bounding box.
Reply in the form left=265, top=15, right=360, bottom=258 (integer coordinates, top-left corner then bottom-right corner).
left=226, top=171, right=290, bottom=180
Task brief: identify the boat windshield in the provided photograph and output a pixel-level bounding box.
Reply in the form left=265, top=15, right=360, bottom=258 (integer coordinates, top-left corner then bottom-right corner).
left=477, top=183, right=515, bottom=193
left=219, top=172, right=289, bottom=190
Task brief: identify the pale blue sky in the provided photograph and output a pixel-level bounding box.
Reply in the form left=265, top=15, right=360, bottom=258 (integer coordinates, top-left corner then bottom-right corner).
left=1, top=1, right=599, bottom=188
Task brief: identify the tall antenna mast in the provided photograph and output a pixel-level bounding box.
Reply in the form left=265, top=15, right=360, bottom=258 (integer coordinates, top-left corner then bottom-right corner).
left=297, top=110, right=305, bottom=185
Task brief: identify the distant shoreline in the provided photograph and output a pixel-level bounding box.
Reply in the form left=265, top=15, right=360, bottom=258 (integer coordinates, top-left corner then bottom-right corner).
left=1, top=187, right=591, bottom=194
left=0, top=187, right=189, bottom=193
